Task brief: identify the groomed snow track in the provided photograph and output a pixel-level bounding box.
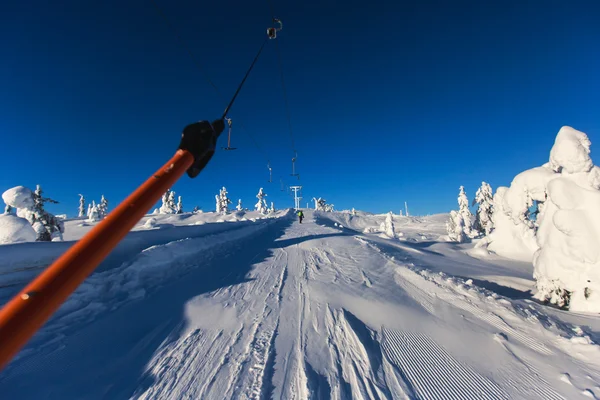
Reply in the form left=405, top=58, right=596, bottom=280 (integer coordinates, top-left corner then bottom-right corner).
left=1, top=210, right=599, bottom=399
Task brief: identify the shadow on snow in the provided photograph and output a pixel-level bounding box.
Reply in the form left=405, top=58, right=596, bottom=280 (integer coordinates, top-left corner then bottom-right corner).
left=0, top=219, right=294, bottom=400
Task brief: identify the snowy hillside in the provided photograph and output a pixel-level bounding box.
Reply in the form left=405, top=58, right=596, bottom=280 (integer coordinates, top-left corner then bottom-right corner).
left=1, top=209, right=599, bottom=399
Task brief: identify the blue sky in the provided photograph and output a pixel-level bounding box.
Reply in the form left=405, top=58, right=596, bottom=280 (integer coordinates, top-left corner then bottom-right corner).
left=1, top=0, right=599, bottom=216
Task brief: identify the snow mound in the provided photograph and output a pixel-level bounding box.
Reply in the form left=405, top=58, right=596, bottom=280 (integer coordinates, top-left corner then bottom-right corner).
left=2, top=186, right=34, bottom=209
left=0, top=214, right=36, bottom=244
left=144, top=218, right=158, bottom=229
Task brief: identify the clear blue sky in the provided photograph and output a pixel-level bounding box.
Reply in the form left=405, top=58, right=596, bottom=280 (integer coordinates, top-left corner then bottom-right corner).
left=2, top=0, right=599, bottom=216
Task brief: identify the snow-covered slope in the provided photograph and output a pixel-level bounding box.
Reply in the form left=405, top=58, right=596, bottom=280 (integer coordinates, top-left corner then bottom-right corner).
left=0, top=210, right=599, bottom=399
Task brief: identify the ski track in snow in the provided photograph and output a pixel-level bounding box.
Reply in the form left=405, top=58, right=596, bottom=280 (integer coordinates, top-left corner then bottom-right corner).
left=1, top=210, right=600, bottom=399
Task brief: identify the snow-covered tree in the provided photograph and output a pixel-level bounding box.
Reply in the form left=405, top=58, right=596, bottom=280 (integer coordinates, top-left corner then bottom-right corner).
left=217, top=187, right=231, bottom=214
left=3, top=185, right=64, bottom=241
left=383, top=211, right=396, bottom=239
left=30, top=185, right=63, bottom=241
left=88, top=200, right=97, bottom=219
left=2, top=187, right=37, bottom=243
left=159, top=189, right=177, bottom=214
left=457, top=186, right=473, bottom=236
left=446, top=210, right=466, bottom=243
left=352, top=208, right=356, bottom=216
left=78, top=194, right=86, bottom=217
left=324, top=203, right=335, bottom=212
left=88, top=202, right=100, bottom=222
left=215, top=195, right=221, bottom=213
left=313, top=197, right=329, bottom=211
left=481, top=126, right=600, bottom=312
left=531, top=127, right=600, bottom=311
left=473, top=182, right=494, bottom=236
left=270, top=202, right=275, bottom=213
left=97, top=195, right=109, bottom=219
left=176, top=196, right=183, bottom=214
left=236, top=199, right=243, bottom=211
left=161, top=191, right=169, bottom=213
left=255, top=188, right=268, bottom=214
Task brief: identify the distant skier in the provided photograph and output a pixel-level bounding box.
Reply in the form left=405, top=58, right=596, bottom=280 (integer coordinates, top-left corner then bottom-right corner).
left=297, top=210, right=304, bottom=224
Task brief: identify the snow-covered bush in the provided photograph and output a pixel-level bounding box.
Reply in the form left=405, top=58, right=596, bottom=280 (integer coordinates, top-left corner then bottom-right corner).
left=255, top=188, right=268, bottom=214
left=458, top=186, right=474, bottom=236
left=3, top=185, right=64, bottom=241
left=193, top=206, right=201, bottom=213
left=4, top=205, right=12, bottom=215
left=236, top=199, right=243, bottom=211
left=144, top=217, right=157, bottom=228
left=446, top=210, right=466, bottom=243
left=0, top=214, right=37, bottom=244
left=78, top=194, right=86, bottom=217
left=270, top=202, right=275, bottom=213
left=473, top=182, right=494, bottom=235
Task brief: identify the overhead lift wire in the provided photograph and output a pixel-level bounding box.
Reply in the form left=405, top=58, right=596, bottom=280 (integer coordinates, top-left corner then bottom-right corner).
left=150, top=0, right=272, bottom=165
left=267, top=0, right=296, bottom=154
left=274, top=38, right=296, bottom=153
left=0, top=5, right=286, bottom=370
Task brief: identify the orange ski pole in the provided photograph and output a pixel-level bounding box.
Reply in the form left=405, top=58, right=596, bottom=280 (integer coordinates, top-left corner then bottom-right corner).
left=0, top=120, right=224, bottom=370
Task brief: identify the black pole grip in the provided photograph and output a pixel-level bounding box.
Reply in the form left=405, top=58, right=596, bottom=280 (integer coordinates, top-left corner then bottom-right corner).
left=178, top=119, right=225, bottom=178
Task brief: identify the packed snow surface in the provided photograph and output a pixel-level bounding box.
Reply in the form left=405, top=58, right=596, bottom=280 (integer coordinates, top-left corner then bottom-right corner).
left=0, top=210, right=599, bottom=399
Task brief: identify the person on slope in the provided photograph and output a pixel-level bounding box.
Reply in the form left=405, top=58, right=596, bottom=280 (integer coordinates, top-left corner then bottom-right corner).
left=297, top=210, right=304, bottom=224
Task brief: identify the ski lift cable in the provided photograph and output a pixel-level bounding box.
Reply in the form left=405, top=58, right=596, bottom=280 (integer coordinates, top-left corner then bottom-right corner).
left=274, top=38, right=297, bottom=154
left=150, top=0, right=271, bottom=163
left=267, top=0, right=299, bottom=182
left=0, top=8, right=291, bottom=371
left=267, top=0, right=296, bottom=154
